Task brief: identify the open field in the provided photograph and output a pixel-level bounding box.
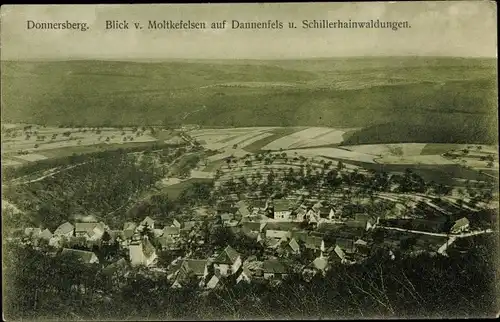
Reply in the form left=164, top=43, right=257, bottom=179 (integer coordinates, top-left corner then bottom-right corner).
left=285, top=147, right=377, bottom=163
left=343, top=143, right=428, bottom=157
left=262, top=127, right=345, bottom=150
left=161, top=178, right=214, bottom=200
left=375, top=155, right=457, bottom=165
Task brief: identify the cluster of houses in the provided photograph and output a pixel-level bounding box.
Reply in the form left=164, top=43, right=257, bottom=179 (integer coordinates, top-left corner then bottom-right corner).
left=13, top=195, right=473, bottom=290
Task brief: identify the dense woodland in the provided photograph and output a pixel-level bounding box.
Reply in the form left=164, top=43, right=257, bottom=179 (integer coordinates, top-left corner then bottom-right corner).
left=2, top=59, right=497, bottom=145
left=3, top=234, right=498, bottom=320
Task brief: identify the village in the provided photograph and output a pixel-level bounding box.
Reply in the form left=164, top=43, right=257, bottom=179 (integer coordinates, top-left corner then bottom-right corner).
left=11, top=188, right=483, bottom=293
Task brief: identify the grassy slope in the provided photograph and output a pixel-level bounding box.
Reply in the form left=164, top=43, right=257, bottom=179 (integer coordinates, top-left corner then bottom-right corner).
left=1, top=57, right=497, bottom=144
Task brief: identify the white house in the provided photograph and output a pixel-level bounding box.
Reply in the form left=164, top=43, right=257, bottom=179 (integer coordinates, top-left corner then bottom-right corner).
left=263, top=259, right=288, bottom=279
left=129, top=237, right=157, bottom=267
left=212, top=245, right=242, bottom=276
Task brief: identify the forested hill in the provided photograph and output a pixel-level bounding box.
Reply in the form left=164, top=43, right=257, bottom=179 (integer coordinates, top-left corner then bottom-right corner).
left=1, top=57, right=497, bottom=143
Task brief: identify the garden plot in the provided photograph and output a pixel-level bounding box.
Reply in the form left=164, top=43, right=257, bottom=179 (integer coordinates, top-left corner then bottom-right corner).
left=290, top=129, right=351, bottom=148
left=285, top=147, right=377, bottom=164
left=262, top=127, right=336, bottom=150
left=202, top=131, right=273, bottom=151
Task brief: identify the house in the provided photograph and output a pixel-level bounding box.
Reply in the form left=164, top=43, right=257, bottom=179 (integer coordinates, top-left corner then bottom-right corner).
left=241, top=221, right=266, bottom=234
left=266, top=229, right=292, bottom=239
left=272, top=199, right=294, bottom=220
left=235, top=267, right=253, bottom=284
left=305, top=209, right=320, bottom=223
left=220, top=213, right=234, bottom=223
left=139, top=216, right=155, bottom=230
left=61, top=248, right=99, bottom=264
left=205, top=273, right=221, bottom=289
left=304, top=236, right=324, bottom=251
left=303, top=252, right=330, bottom=279
left=236, top=200, right=251, bottom=218
left=212, top=245, right=242, bottom=276
left=316, top=206, right=332, bottom=219
left=172, top=219, right=182, bottom=228
left=354, top=239, right=369, bottom=254
left=74, top=222, right=106, bottom=240
left=295, top=207, right=308, bottom=222
left=163, top=226, right=181, bottom=238
left=263, top=259, right=288, bottom=279
left=285, top=238, right=301, bottom=254
left=67, top=236, right=88, bottom=248
left=331, top=245, right=347, bottom=263
left=103, top=258, right=130, bottom=277
left=182, top=221, right=196, bottom=231
left=336, top=238, right=356, bottom=254
left=328, top=208, right=337, bottom=220
left=54, top=222, right=75, bottom=237
left=265, top=237, right=284, bottom=249
left=172, top=259, right=210, bottom=288
left=265, top=221, right=301, bottom=232
left=129, top=237, right=157, bottom=267
left=49, top=235, right=67, bottom=248
left=39, top=228, right=53, bottom=240
left=122, top=222, right=137, bottom=239
left=450, top=217, right=470, bottom=234
left=157, top=235, right=179, bottom=251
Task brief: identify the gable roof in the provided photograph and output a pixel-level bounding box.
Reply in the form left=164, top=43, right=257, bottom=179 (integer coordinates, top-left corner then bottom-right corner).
left=304, top=236, right=323, bottom=249
left=237, top=205, right=250, bottom=217
left=103, top=258, right=129, bottom=275
left=336, top=238, right=355, bottom=252
left=220, top=213, right=234, bottom=221
left=39, top=228, right=53, bottom=240
left=213, top=245, right=240, bottom=265
left=242, top=221, right=262, bottom=232
left=123, top=222, right=137, bottom=231
left=333, top=245, right=346, bottom=261
left=158, top=235, right=176, bottom=248
left=75, top=222, right=105, bottom=236
left=311, top=256, right=329, bottom=271
left=164, top=226, right=180, bottom=235
left=180, top=259, right=207, bottom=276
left=264, top=222, right=301, bottom=231
left=61, top=248, right=97, bottom=263
left=453, top=217, right=470, bottom=228
left=272, top=199, right=295, bottom=212
left=54, top=222, right=74, bottom=235
left=182, top=221, right=196, bottom=230
left=288, top=238, right=300, bottom=252
left=142, top=238, right=156, bottom=258
left=140, top=216, right=155, bottom=227
left=263, top=259, right=287, bottom=274
left=354, top=239, right=368, bottom=247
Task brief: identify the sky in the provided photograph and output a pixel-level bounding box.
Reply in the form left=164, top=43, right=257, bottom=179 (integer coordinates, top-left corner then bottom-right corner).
left=0, top=2, right=497, bottom=60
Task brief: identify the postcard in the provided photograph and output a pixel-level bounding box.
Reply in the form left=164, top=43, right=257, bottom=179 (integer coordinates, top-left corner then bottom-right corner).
left=1, top=2, right=498, bottom=320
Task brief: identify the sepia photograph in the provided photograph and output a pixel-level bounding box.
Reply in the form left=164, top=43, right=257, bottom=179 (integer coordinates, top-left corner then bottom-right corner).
left=1, top=2, right=499, bottom=320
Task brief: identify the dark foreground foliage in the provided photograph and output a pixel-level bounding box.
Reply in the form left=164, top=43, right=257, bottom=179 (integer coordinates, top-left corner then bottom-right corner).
left=3, top=234, right=498, bottom=320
